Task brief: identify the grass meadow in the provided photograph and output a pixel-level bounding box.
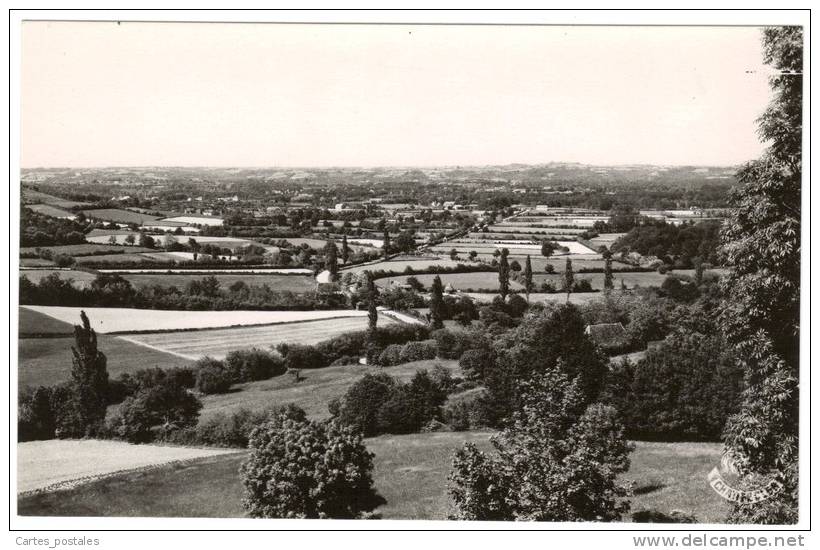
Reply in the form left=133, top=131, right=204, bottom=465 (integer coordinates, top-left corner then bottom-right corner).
left=17, top=436, right=727, bottom=522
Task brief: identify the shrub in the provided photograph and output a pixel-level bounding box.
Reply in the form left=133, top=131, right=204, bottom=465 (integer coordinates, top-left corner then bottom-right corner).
left=398, top=340, right=437, bottom=363
left=377, top=344, right=404, bottom=366
left=459, top=349, right=495, bottom=382
left=194, top=404, right=307, bottom=448
left=334, top=373, right=397, bottom=436
left=240, top=417, right=382, bottom=518
left=18, top=386, right=56, bottom=441
left=107, top=380, right=202, bottom=443
left=448, top=371, right=632, bottom=521
left=276, top=343, right=327, bottom=370
left=225, top=348, right=285, bottom=383
left=432, top=328, right=487, bottom=360
left=195, top=357, right=233, bottom=395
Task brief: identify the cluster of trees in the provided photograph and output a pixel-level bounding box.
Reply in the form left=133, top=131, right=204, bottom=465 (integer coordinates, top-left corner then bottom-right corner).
left=19, top=273, right=347, bottom=311
left=329, top=367, right=456, bottom=436
left=610, top=219, right=722, bottom=267
left=20, top=207, right=88, bottom=247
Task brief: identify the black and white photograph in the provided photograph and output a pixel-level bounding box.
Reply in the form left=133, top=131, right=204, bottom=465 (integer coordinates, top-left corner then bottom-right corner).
left=9, top=9, right=810, bottom=539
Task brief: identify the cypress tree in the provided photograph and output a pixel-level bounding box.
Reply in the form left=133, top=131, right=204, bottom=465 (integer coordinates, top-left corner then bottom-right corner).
left=341, top=235, right=350, bottom=265
left=365, top=272, right=379, bottom=364
left=498, top=248, right=510, bottom=300
left=70, top=311, right=109, bottom=436
left=563, top=258, right=574, bottom=303
left=523, top=255, right=534, bottom=302
left=430, top=275, right=445, bottom=330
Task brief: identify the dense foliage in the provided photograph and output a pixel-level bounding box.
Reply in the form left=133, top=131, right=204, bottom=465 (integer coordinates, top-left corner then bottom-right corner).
left=720, top=26, right=802, bottom=524
left=241, top=413, right=382, bottom=519
left=611, top=219, right=722, bottom=268
left=448, top=371, right=632, bottom=521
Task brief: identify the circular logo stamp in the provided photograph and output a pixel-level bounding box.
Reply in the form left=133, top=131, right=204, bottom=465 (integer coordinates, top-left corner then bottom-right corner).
left=707, top=453, right=782, bottom=504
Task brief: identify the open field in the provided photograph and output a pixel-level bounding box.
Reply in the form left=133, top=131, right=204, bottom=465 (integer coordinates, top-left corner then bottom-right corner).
left=342, top=257, right=463, bottom=275
left=18, top=334, right=195, bottom=389
left=375, top=272, right=524, bottom=292
left=123, top=314, right=396, bottom=360
left=18, top=307, right=74, bottom=336
left=17, top=439, right=240, bottom=494
left=464, top=291, right=605, bottom=305
left=74, top=253, right=176, bottom=265
left=22, top=189, right=89, bottom=208
left=20, top=243, right=154, bottom=256
left=23, top=305, right=370, bottom=334
left=161, top=216, right=223, bottom=226
left=26, top=204, right=76, bottom=219
left=20, top=258, right=55, bottom=267
left=199, top=359, right=458, bottom=421
left=81, top=208, right=162, bottom=224
left=19, top=269, right=97, bottom=287
left=17, top=436, right=726, bottom=522
left=118, top=272, right=316, bottom=292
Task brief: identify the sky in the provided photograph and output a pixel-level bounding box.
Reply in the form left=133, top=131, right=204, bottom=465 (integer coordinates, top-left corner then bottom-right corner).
left=21, top=22, right=772, bottom=168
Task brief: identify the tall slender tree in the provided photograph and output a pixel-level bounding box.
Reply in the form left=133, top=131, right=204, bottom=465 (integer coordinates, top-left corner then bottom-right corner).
left=324, top=240, right=339, bottom=280
left=563, top=258, right=574, bottom=303
left=603, top=250, right=614, bottom=292
left=498, top=248, right=510, bottom=300
left=430, top=275, right=445, bottom=330
left=365, top=272, right=379, bottom=364
left=341, top=235, right=350, bottom=265
left=70, top=311, right=109, bottom=436
left=382, top=230, right=391, bottom=259
left=523, top=255, right=534, bottom=302
left=720, top=27, right=802, bottom=524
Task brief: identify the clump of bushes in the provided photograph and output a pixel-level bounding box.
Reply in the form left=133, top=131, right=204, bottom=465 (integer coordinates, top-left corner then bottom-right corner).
left=195, top=357, right=234, bottom=395
left=225, top=348, right=285, bottom=383
left=331, top=367, right=453, bottom=436
left=377, top=340, right=437, bottom=366
left=106, top=377, right=202, bottom=443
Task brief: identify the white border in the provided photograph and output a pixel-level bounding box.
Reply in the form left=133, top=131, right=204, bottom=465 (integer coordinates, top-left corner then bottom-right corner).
left=4, top=6, right=814, bottom=541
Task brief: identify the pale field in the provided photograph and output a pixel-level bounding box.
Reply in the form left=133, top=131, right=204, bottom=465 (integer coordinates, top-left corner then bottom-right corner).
left=97, top=267, right=312, bottom=274
left=19, top=269, right=97, bottom=287
left=27, top=204, right=76, bottom=219
left=431, top=240, right=597, bottom=255
left=22, top=306, right=369, bottom=334
left=342, top=258, right=463, bottom=275
left=375, top=272, right=524, bottom=292
left=123, top=314, right=395, bottom=360
left=87, top=233, right=142, bottom=245
left=17, top=439, right=239, bottom=493
left=161, top=216, right=224, bottom=226
left=464, top=291, right=604, bottom=304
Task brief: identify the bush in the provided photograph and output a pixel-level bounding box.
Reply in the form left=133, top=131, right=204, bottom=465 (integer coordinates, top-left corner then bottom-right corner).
left=107, top=380, right=202, bottom=443
left=601, top=330, right=744, bottom=441
left=225, top=348, right=285, bottom=383
left=432, top=328, right=487, bottom=360
left=18, top=386, right=57, bottom=441
left=377, top=344, right=404, bottom=366
left=448, top=372, right=632, bottom=521
left=398, top=340, right=437, bottom=363
left=459, top=349, right=495, bottom=382
left=193, top=404, right=307, bottom=448
left=240, top=417, right=382, bottom=518
left=276, top=343, right=327, bottom=370
left=334, top=373, right=397, bottom=436
left=195, top=357, right=233, bottom=395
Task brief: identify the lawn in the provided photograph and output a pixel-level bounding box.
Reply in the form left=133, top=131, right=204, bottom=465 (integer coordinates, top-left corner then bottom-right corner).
left=74, top=253, right=176, bottom=265
left=119, top=273, right=316, bottom=293
left=342, top=258, right=463, bottom=275
left=23, top=305, right=368, bottom=334
left=123, top=313, right=396, bottom=360
left=18, top=306, right=74, bottom=336
left=81, top=208, right=162, bottom=224
left=18, top=334, right=195, bottom=389
left=197, top=359, right=459, bottom=422
left=20, top=243, right=154, bottom=256
left=22, top=189, right=88, bottom=208
left=26, top=204, right=76, bottom=219
left=17, top=439, right=239, bottom=494
left=17, top=435, right=727, bottom=522
left=375, top=272, right=523, bottom=292
left=19, top=269, right=97, bottom=287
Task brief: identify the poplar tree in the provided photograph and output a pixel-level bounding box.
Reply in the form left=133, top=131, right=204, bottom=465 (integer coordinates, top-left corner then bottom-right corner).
left=523, top=255, right=534, bottom=302
left=498, top=248, right=510, bottom=300
left=70, top=311, right=109, bottom=436
left=430, top=275, right=445, bottom=330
